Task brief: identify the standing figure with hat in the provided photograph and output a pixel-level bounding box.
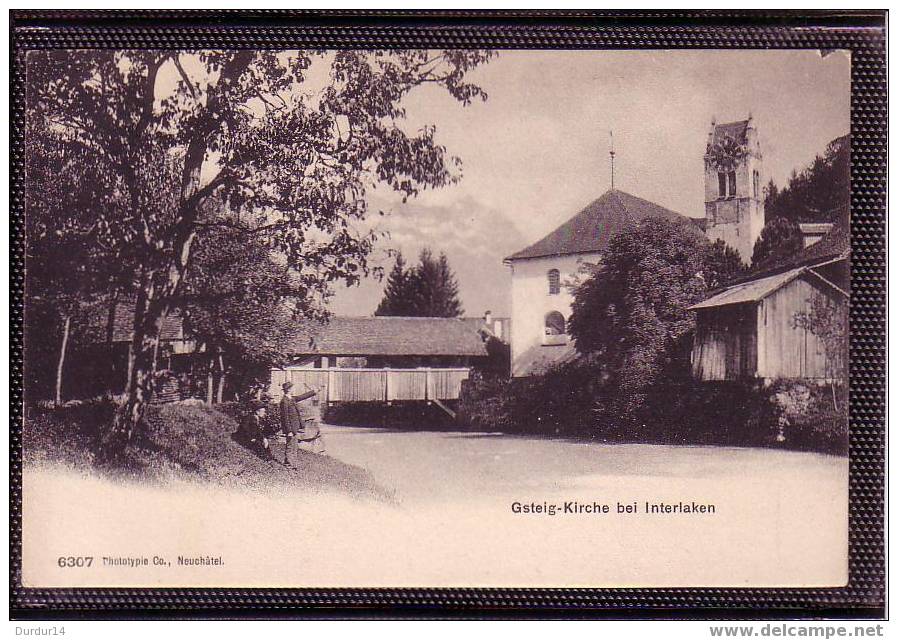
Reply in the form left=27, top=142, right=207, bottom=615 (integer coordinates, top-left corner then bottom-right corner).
left=279, top=380, right=326, bottom=467
left=278, top=380, right=312, bottom=467
left=234, top=397, right=273, bottom=460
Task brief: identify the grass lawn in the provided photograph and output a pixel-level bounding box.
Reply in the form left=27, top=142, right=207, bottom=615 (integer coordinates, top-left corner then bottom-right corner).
left=22, top=401, right=391, bottom=501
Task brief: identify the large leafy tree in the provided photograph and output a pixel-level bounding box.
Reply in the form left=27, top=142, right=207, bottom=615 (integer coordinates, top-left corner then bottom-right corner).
left=27, top=49, right=493, bottom=448
left=24, top=114, right=129, bottom=405
left=180, top=229, right=307, bottom=402
left=375, top=248, right=463, bottom=317
left=568, top=218, right=730, bottom=422
left=704, top=239, right=747, bottom=290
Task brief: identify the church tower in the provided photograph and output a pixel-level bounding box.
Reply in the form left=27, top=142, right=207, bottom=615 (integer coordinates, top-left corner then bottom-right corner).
left=703, top=116, right=765, bottom=264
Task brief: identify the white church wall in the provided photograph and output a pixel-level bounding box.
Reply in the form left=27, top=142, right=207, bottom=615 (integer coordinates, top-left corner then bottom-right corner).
left=509, top=252, right=601, bottom=376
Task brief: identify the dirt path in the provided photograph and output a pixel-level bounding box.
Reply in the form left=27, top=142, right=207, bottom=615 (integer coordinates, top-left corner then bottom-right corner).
left=322, top=424, right=847, bottom=504
left=22, top=426, right=848, bottom=589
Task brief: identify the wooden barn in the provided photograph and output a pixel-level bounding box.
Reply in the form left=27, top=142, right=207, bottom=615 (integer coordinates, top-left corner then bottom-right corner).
left=689, top=266, right=847, bottom=382
left=689, top=210, right=849, bottom=383
left=67, top=302, right=196, bottom=402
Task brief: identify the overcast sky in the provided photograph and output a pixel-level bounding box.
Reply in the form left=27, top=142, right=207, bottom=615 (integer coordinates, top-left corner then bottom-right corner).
left=328, top=49, right=850, bottom=318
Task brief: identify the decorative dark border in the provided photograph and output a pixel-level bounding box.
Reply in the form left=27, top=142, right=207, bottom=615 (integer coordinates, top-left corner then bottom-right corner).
left=9, top=10, right=886, bottom=619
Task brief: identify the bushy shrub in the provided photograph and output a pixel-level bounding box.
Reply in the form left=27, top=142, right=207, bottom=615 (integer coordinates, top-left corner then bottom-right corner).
left=633, top=380, right=777, bottom=446
left=767, top=379, right=848, bottom=455
left=459, top=367, right=846, bottom=455
left=458, top=365, right=597, bottom=436
left=602, top=378, right=846, bottom=453
left=23, top=397, right=118, bottom=469
left=456, top=372, right=512, bottom=431
left=212, top=400, right=245, bottom=422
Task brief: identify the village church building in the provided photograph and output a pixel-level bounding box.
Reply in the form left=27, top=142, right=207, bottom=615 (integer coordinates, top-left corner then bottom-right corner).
left=505, top=116, right=848, bottom=381
left=504, top=189, right=699, bottom=376
left=505, top=117, right=766, bottom=377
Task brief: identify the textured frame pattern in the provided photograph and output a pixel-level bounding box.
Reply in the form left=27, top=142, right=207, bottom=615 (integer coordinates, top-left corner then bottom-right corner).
left=9, top=10, right=886, bottom=619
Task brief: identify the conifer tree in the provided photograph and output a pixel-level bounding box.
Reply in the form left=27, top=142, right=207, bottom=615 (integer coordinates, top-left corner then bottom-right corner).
left=375, top=252, right=413, bottom=316
left=374, top=248, right=463, bottom=317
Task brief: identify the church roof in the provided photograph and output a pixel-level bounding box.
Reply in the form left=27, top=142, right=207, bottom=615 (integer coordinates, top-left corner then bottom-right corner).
left=505, top=189, right=697, bottom=261
left=711, top=119, right=751, bottom=146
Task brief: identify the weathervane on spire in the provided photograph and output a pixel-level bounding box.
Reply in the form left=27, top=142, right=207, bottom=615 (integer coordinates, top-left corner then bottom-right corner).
left=609, top=130, right=616, bottom=191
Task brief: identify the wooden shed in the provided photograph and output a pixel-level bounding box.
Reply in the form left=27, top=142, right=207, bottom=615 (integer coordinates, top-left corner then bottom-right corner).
left=689, top=266, right=847, bottom=382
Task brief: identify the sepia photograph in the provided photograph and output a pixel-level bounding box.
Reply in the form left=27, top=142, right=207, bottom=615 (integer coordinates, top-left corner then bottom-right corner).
left=19, top=44, right=854, bottom=592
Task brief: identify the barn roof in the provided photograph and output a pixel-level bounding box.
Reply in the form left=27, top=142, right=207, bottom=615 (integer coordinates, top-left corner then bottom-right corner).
left=688, top=265, right=847, bottom=311
left=505, top=189, right=699, bottom=261
left=732, top=207, right=850, bottom=284
left=286, top=316, right=489, bottom=358
left=799, top=222, right=834, bottom=235
left=89, top=302, right=186, bottom=343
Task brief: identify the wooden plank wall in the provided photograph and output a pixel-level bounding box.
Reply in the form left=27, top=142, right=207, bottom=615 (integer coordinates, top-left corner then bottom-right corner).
left=427, top=369, right=469, bottom=400
left=757, top=277, right=832, bottom=380
left=332, top=369, right=387, bottom=402
left=691, top=275, right=843, bottom=382
left=691, top=305, right=757, bottom=381
left=269, top=367, right=471, bottom=403
left=386, top=370, right=426, bottom=401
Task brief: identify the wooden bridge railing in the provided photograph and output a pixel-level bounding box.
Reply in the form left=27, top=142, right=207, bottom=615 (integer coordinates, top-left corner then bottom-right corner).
left=269, top=367, right=471, bottom=404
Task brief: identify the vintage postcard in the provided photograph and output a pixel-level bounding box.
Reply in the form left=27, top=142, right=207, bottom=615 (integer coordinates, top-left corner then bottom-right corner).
left=19, top=46, right=853, bottom=591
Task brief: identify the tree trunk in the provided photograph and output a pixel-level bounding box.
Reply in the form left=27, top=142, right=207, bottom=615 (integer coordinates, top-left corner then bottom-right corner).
left=153, top=312, right=167, bottom=371
left=105, top=293, right=120, bottom=394
left=101, top=51, right=255, bottom=457
left=206, top=356, right=215, bottom=405
left=54, top=314, right=71, bottom=407
left=216, top=352, right=226, bottom=404
left=125, top=342, right=134, bottom=396
left=102, top=271, right=167, bottom=457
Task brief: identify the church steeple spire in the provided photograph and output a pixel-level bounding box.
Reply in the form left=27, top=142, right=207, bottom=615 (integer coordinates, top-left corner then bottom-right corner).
left=609, top=130, right=616, bottom=191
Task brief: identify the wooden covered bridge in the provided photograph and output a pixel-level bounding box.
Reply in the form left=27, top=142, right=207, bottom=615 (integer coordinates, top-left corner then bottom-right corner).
left=269, top=315, right=502, bottom=418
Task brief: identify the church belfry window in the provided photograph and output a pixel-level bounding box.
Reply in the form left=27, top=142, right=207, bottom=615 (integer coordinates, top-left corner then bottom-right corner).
left=547, top=269, right=560, bottom=295
left=753, top=170, right=760, bottom=199
left=719, top=170, right=737, bottom=198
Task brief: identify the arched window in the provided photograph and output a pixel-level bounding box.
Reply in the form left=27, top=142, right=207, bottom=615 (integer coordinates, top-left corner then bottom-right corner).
left=547, top=269, right=561, bottom=295
left=545, top=311, right=566, bottom=336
